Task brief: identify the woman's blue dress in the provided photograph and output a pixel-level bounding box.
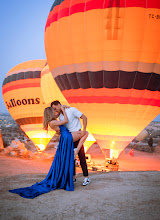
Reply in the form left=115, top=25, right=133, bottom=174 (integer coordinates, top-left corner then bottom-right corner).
left=9, top=125, right=74, bottom=199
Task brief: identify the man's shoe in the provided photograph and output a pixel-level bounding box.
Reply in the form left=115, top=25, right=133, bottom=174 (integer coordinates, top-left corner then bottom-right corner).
left=82, top=177, right=90, bottom=186
left=73, top=178, right=77, bottom=183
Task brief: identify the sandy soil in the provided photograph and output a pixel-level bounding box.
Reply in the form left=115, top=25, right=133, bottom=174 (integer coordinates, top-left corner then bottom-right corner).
left=0, top=171, right=160, bottom=220
left=0, top=146, right=160, bottom=220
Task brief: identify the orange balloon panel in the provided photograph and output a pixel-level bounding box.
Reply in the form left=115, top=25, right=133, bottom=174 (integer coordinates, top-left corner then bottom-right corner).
left=45, top=0, right=160, bottom=158
left=2, top=60, right=55, bottom=150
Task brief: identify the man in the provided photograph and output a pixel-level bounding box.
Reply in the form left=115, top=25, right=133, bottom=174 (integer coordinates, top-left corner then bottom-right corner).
left=51, top=100, right=90, bottom=186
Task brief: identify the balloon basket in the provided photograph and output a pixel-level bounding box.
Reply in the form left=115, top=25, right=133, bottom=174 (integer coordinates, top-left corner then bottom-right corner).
left=104, top=158, right=119, bottom=171
left=83, top=154, right=119, bottom=172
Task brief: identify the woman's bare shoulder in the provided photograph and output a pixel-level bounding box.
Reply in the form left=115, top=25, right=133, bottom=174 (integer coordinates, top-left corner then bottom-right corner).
left=49, top=121, right=59, bottom=130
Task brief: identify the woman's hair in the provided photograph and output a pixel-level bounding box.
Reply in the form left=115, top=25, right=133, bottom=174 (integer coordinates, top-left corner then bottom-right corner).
left=43, top=107, right=55, bottom=130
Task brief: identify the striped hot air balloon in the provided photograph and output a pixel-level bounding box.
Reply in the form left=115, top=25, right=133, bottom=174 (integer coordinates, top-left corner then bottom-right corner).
left=44, top=0, right=160, bottom=158
left=41, top=63, right=96, bottom=152
left=2, top=60, right=55, bottom=151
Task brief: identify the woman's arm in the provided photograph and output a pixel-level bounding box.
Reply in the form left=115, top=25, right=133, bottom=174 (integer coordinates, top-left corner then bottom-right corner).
left=49, top=105, right=68, bottom=127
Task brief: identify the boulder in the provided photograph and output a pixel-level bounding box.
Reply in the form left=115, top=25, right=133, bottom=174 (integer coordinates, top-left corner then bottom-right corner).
left=134, top=144, right=153, bottom=153
left=1, top=148, right=10, bottom=154
left=9, top=151, right=16, bottom=157
left=155, top=142, right=160, bottom=153
left=6, top=146, right=13, bottom=152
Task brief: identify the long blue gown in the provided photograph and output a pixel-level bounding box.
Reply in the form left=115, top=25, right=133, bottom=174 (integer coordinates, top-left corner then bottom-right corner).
left=9, top=125, right=74, bottom=199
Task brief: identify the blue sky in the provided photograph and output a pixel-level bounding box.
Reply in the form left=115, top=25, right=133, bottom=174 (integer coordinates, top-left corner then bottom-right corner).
left=0, top=0, right=52, bottom=113
left=0, top=0, right=160, bottom=121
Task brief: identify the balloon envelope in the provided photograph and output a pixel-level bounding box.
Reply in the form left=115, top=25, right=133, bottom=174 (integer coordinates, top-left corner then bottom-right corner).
left=45, top=0, right=160, bottom=158
left=2, top=60, right=55, bottom=150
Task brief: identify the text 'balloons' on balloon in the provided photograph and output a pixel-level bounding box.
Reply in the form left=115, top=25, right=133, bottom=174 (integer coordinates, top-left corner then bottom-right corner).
left=44, top=0, right=160, bottom=158
left=40, top=63, right=96, bottom=151
left=2, top=60, right=55, bottom=151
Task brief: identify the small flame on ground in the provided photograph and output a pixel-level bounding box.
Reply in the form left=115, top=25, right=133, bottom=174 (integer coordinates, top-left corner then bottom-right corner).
left=37, top=144, right=45, bottom=151
left=110, top=149, right=119, bottom=159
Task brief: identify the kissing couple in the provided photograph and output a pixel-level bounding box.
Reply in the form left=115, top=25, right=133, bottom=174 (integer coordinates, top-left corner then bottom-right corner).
left=9, top=100, right=90, bottom=199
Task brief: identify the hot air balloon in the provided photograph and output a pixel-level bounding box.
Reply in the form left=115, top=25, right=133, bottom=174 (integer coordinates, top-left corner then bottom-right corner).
left=2, top=60, right=55, bottom=151
left=44, top=0, right=160, bottom=158
left=41, top=63, right=96, bottom=151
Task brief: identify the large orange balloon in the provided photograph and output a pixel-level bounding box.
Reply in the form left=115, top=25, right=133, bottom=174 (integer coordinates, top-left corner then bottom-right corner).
left=2, top=60, right=55, bottom=151
left=45, top=0, right=160, bottom=158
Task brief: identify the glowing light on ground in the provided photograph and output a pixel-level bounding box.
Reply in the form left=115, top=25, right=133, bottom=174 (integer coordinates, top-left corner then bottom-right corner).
left=110, top=149, right=119, bottom=159
left=26, top=130, right=55, bottom=151
left=37, top=144, right=46, bottom=151
left=31, top=132, right=52, bottom=139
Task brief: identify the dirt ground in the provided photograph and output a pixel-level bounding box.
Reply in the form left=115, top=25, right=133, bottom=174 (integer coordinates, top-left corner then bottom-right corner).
left=0, top=146, right=160, bottom=220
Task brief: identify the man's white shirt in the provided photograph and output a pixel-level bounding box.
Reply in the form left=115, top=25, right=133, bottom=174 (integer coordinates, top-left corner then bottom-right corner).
left=59, top=107, right=82, bottom=132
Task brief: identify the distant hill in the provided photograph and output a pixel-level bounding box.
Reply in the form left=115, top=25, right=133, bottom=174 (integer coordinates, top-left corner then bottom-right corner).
left=0, top=112, right=10, bottom=116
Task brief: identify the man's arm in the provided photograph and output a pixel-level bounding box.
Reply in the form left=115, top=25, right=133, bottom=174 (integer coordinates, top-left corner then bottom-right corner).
left=80, top=114, right=87, bottom=137
left=72, top=107, right=87, bottom=136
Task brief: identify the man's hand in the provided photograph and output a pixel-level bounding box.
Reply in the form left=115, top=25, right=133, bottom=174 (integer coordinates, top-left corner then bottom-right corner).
left=63, top=105, right=70, bottom=109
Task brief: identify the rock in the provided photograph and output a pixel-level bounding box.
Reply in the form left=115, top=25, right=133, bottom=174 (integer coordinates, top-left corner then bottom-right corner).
left=9, top=151, right=16, bottom=157
left=134, top=144, right=153, bottom=153
left=155, top=146, right=160, bottom=153
left=1, top=148, right=10, bottom=154
left=6, top=146, right=13, bottom=152
left=26, top=151, right=33, bottom=159
left=24, top=141, right=37, bottom=152
left=10, top=142, right=19, bottom=149
left=18, top=148, right=28, bottom=156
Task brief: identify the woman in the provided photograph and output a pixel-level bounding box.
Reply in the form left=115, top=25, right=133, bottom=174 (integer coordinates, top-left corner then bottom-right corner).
left=9, top=106, right=88, bottom=199
left=43, top=105, right=88, bottom=159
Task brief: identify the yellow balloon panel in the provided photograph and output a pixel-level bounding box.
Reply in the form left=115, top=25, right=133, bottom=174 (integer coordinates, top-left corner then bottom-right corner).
left=41, top=64, right=68, bottom=105
left=72, top=103, right=160, bottom=136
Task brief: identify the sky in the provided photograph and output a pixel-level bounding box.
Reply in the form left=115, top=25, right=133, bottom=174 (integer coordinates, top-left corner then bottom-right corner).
left=0, top=0, right=52, bottom=113
left=0, top=0, right=160, bottom=121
